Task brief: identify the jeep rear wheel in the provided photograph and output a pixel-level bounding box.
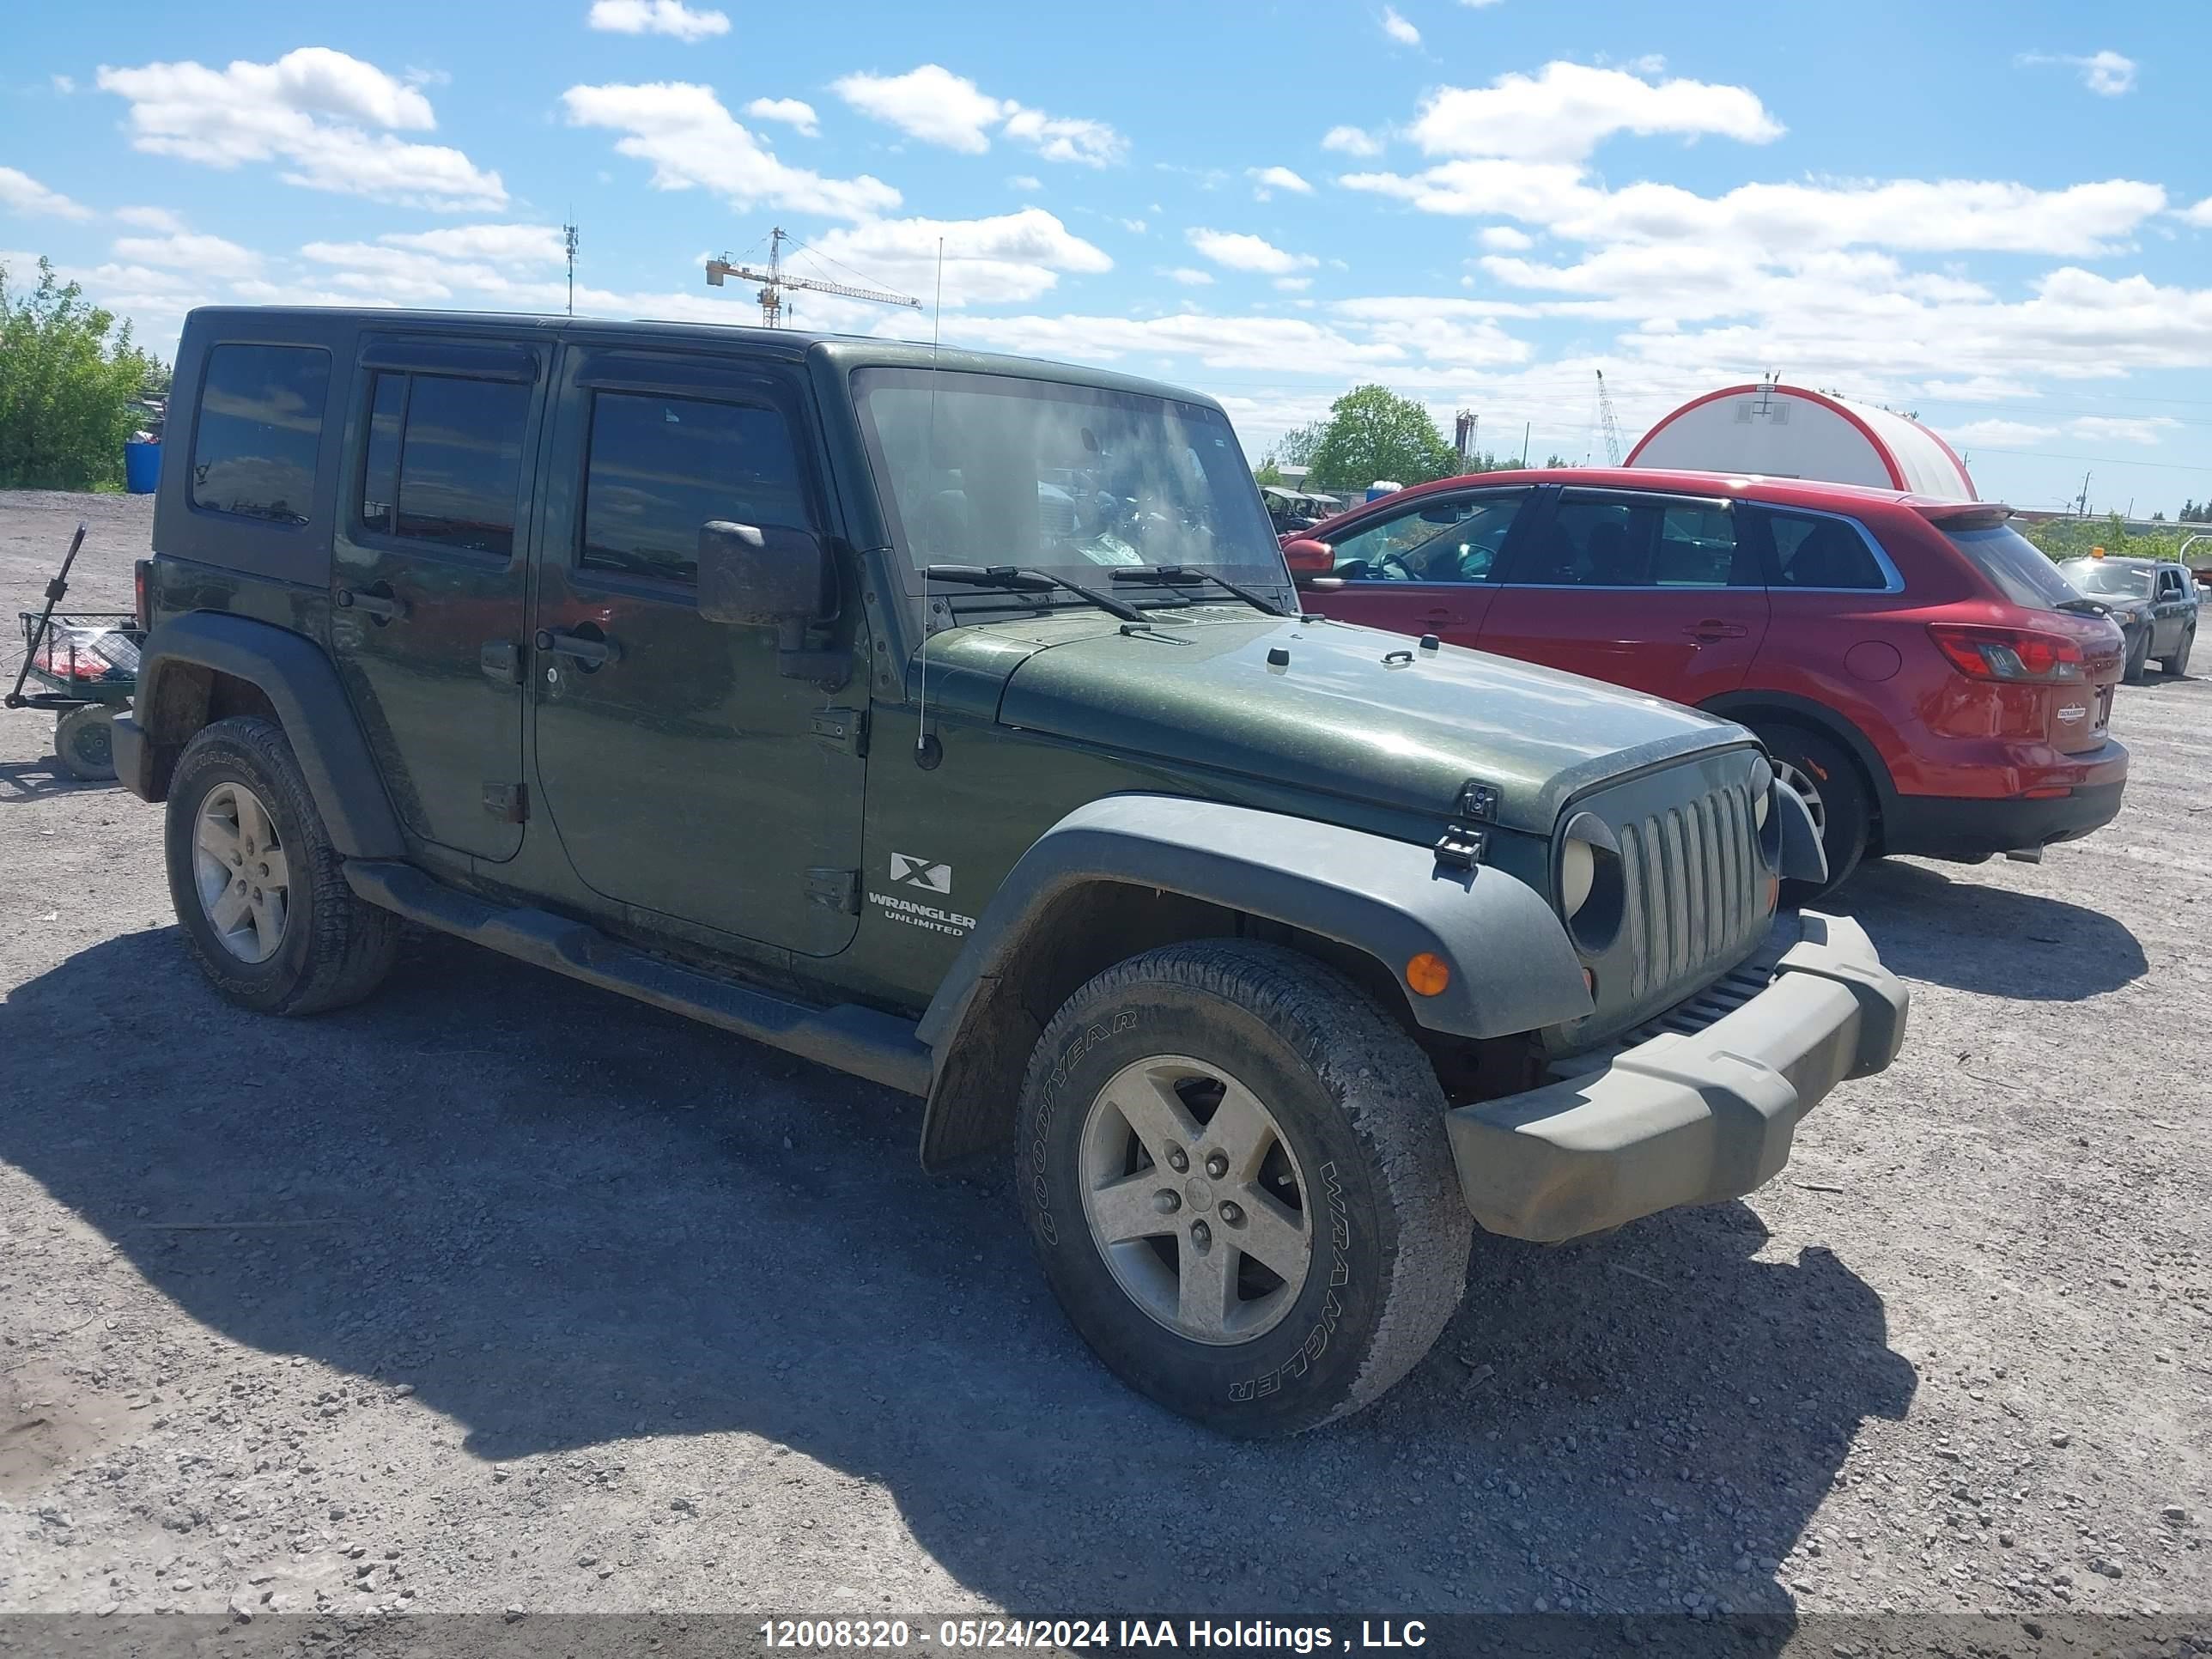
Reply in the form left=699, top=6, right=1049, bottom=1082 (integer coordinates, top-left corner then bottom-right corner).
left=165, top=716, right=401, bottom=1015
left=1014, top=940, right=1471, bottom=1436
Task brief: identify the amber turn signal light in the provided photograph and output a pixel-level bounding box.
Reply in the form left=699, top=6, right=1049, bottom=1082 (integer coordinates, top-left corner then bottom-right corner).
left=1405, top=953, right=1451, bottom=996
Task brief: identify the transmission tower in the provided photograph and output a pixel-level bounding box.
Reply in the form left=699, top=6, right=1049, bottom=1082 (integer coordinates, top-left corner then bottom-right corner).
left=1595, top=370, right=1623, bottom=466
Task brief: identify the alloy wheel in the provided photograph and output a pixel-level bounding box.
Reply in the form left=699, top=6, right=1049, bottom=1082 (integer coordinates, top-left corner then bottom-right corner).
left=192, top=781, right=290, bottom=963
left=1078, top=1054, right=1314, bottom=1346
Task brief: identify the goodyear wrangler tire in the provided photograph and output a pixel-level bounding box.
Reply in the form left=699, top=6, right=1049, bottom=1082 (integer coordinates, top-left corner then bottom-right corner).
left=1013, top=940, right=1471, bottom=1436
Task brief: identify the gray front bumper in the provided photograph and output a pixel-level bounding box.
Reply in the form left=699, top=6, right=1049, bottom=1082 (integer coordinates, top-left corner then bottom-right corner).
left=1445, top=911, right=1907, bottom=1243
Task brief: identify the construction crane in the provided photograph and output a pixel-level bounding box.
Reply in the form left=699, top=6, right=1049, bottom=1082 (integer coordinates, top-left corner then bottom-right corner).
left=705, top=227, right=921, bottom=328
left=1595, top=369, right=1624, bottom=466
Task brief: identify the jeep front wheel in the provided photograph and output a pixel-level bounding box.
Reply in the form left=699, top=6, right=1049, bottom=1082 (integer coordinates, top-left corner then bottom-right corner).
left=165, top=716, right=402, bottom=1015
left=1014, top=940, right=1471, bottom=1436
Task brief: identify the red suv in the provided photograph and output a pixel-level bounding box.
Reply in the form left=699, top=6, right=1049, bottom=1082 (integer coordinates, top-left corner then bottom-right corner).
left=1286, top=469, right=2128, bottom=896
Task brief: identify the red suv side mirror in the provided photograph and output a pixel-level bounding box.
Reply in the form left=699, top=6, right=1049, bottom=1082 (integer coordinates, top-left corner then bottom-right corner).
left=1282, top=538, right=1333, bottom=577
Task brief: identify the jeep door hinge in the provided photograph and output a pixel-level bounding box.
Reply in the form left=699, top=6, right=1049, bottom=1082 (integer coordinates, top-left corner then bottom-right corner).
left=805, top=867, right=861, bottom=915
left=479, top=640, right=523, bottom=685
left=483, top=783, right=527, bottom=823
left=811, top=707, right=868, bottom=757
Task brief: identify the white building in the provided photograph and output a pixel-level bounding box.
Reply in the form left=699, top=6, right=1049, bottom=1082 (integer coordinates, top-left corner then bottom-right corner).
left=1627, top=383, right=1977, bottom=501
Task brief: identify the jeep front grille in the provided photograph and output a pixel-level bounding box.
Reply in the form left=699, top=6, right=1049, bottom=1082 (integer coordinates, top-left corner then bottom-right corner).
left=1617, top=781, right=1765, bottom=1002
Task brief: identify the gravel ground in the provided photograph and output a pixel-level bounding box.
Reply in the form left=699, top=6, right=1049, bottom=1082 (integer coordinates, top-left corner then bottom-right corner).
left=1, top=491, right=2207, bottom=1643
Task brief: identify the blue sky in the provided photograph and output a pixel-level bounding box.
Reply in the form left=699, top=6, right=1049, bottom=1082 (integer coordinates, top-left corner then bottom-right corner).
left=6, top=0, right=2212, bottom=514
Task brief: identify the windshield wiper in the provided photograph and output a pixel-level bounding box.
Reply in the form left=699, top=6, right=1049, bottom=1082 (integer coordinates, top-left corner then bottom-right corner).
left=1107, top=563, right=1290, bottom=617
left=2055, top=596, right=2112, bottom=617
left=922, top=562, right=1146, bottom=624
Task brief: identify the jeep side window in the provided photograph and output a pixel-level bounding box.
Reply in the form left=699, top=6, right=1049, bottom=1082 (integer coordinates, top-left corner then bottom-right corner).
left=356, top=371, right=530, bottom=557
left=579, top=392, right=807, bottom=588
left=191, top=343, right=331, bottom=526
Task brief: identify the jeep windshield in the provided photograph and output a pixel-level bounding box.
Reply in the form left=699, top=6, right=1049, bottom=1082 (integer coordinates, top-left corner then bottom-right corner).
left=851, top=367, right=1289, bottom=602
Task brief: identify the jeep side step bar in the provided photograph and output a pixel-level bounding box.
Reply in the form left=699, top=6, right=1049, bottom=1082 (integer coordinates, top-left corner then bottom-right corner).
left=344, top=860, right=933, bottom=1097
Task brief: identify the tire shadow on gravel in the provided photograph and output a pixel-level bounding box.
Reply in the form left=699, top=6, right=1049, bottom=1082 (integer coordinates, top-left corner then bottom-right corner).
left=1, top=925, right=1913, bottom=1630
left=1838, top=860, right=2146, bottom=1000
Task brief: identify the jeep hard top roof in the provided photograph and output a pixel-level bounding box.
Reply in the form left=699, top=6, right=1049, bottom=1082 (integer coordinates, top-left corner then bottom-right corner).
left=177, top=305, right=1223, bottom=415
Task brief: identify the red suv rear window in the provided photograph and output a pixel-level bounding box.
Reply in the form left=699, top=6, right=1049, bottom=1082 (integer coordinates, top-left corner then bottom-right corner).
left=1946, top=526, right=2080, bottom=612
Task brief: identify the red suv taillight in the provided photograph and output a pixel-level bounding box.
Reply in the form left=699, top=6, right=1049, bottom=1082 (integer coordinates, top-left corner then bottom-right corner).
left=1927, top=623, right=2085, bottom=684
left=134, top=558, right=151, bottom=634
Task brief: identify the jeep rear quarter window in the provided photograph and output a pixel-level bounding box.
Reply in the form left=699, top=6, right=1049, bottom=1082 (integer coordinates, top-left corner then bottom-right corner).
left=357, top=372, right=532, bottom=557
left=191, top=343, right=332, bottom=526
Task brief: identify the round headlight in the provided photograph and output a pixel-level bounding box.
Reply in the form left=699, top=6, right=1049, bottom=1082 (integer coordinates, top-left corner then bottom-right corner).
left=1749, top=754, right=1774, bottom=830
left=1560, top=838, right=1595, bottom=917
left=1556, top=811, right=1625, bottom=953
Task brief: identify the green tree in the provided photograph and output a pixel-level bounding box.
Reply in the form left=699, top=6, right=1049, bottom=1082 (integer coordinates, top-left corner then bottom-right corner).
left=0, top=257, right=159, bottom=490
left=1270, top=420, right=1325, bottom=470
left=1304, top=385, right=1460, bottom=493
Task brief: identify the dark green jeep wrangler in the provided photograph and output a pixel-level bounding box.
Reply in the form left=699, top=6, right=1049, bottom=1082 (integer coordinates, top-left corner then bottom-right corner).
left=115, top=307, right=1907, bottom=1434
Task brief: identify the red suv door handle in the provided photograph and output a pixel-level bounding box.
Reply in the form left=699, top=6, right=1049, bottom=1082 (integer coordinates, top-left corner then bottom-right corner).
left=1684, top=618, right=1748, bottom=641
left=1421, top=606, right=1466, bottom=628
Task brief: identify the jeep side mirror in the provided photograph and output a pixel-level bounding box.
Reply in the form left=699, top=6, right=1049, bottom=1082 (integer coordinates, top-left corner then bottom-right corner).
left=697, top=520, right=848, bottom=685
left=696, top=520, right=829, bottom=628
left=1281, top=538, right=1333, bottom=578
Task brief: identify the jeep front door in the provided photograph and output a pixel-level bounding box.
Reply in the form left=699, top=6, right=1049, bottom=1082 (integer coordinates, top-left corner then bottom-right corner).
left=331, top=336, right=547, bottom=862
left=529, top=345, right=863, bottom=957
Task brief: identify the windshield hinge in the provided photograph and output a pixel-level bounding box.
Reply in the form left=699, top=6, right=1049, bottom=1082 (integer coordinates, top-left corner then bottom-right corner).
left=811, top=707, right=868, bottom=757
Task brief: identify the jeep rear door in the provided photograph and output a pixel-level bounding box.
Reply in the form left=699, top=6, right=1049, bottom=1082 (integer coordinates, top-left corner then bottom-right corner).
left=527, top=343, right=864, bottom=958
left=1292, top=486, right=1531, bottom=647
left=1476, top=487, right=1768, bottom=702
left=331, top=334, right=549, bottom=861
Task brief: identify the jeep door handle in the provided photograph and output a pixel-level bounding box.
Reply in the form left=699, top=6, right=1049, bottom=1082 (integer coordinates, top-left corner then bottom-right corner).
left=535, top=629, right=621, bottom=667
left=1683, top=619, right=1747, bottom=641
left=337, top=587, right=407, bottom=622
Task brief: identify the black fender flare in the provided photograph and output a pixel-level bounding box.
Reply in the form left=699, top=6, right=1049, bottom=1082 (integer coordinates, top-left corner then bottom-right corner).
left=117, top=611, right=405, bottom=860
left=915, top=794, right=1592, bottom=1164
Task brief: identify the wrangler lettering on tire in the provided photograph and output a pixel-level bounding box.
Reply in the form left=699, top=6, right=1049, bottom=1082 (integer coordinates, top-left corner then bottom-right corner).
left=1013, top=940, right=1471, bottom=1437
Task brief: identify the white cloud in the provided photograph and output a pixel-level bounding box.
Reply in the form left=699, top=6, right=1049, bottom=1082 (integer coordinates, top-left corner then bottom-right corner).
left=1009, top=174, right=1042, bottom=192
left=2069, top=415, right=2177, bottom=445
left=1478, top=224, right=1534, bottom=251
left=113, top=205, right=186, bottom=232
left=834, top=64, right=1003, bottom=153
left=586, top=0, right=731, bottom=41
left=0, top=167, right=94, bottom=221
left=947, top=310, right=1408, bottom=377
left=1166, top=266, right=1215, bottom=285
left=1000, top=106, right=1125, bottom=167
left=1249, top=165, right=1314, bottom=199
left=562, top=81, right=900, bottom=220
left=744, top=97, right=819, bottom=137
left=1273, top=276, right=1314, bottom=292
left=2017, top=50, right=2137, bottom=97
left=1460, top=0, right=1504, bottom=6
left=799, top=208, right=1111, bottom=307
left=1409, top=60, right=1783, bottom=161
left=1119, top=216, right=1147, bottom=233
left=1322, top=125, right=1383, bottom=158
left=111, top=232, right=262, bottom=278
left=832, top=64, right=1124, bottom=166
left=1187, top=228, right=1318, bottom=275
left=1345, top=158, right=2166, bottom=258
left=95, top=48, right=506, bottom=210
left=52, top=74, right=76, bottom=94
left=2178, top=196, right=2212, bottom=228
left=1382, top=6, right=1421, bottom=46
left=1948, top=419, right=2057, bottom=446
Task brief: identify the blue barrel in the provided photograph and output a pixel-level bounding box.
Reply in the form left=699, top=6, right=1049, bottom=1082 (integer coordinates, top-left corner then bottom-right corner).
left=124, top=441, right=162, bottom=494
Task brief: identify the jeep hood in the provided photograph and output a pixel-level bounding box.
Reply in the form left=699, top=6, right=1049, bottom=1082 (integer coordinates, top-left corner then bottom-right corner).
left=976, top=612, right=1746, bottom=834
